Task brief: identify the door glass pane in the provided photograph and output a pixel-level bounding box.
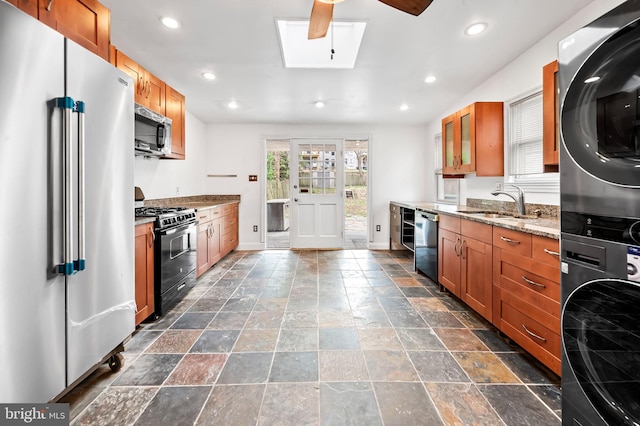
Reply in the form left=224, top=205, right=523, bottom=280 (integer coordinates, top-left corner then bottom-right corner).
left=298, top=144, right=311, bottom=160
left=445, top=122, right=454, bottom=167
left=460, top=113, right=471, bottom=165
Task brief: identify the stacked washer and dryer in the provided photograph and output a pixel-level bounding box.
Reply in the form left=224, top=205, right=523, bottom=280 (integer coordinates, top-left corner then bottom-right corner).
left=559, top=1, right=640, bottom=424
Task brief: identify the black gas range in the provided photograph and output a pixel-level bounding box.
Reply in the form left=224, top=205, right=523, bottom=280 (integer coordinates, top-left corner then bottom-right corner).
left=135, top=206, right=197, bottom=317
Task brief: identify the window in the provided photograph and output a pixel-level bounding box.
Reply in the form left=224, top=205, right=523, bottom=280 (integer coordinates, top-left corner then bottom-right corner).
left=435, top=132, right=459, bottom=203
left=507, top=91, right=559, bottom=191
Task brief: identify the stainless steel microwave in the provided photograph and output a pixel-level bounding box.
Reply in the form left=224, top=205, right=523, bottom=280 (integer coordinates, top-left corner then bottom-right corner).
left=134, top=103, right=172, bottom=157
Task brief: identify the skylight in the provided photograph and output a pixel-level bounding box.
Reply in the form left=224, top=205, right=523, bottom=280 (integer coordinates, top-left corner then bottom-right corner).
left=276, top=19, right=366, bottom=69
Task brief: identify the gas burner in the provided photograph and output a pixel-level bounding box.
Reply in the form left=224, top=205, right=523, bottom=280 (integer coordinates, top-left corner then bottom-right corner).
left=135, top=206, right=189, bottom=217
left=135, top=206, right=196, bottom=230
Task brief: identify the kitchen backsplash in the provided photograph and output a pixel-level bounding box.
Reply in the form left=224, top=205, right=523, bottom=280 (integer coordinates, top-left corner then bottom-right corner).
left=144, top=194, right=241, bottom=207
left=467, top=198, right=559, bottom=217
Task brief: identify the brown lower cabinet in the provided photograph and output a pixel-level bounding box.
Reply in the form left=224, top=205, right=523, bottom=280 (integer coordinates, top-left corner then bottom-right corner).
left=134, top=222, right=155, bottom=325
left=492, top=227, right=561, bottom=376
left=438, top=215, right=493, bottom=322
left=196, top=202, right=239, bottom=278
left=437, top=214, right=561, bottom=376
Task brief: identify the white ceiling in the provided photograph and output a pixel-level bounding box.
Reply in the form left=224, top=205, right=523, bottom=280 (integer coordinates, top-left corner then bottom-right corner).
left=102, top=0, right=594, bottom=125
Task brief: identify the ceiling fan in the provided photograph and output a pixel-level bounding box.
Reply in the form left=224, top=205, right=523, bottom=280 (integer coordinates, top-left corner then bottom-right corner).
left=308, top=0, right=433, bottom=39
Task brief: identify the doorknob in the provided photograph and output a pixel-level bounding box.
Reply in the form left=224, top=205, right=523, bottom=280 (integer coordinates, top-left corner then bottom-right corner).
left=294, top=198, right=299, bottom=202
left=293, top=184, right=298, bottom=189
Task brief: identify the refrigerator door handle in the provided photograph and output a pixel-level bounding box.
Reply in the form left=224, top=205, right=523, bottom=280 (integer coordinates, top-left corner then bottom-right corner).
left=57, top=96, right=75, bottom=276
left=74, top=101, right=86, bottom=272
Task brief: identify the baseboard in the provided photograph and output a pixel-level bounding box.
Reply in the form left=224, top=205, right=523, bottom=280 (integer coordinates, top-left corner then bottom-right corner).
left=367, top=242, right=391, bottom=250
left=236, top=242, right=266, bottom=251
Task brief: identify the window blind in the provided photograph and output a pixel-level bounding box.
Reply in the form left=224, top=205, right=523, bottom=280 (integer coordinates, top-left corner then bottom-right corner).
left=510, top=91, right=543, bottom=176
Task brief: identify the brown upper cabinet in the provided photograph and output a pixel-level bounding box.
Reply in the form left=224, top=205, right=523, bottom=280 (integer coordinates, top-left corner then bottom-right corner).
left=115, top=50, right=166, bottom=115
left=8, top=0, right=110, bottom=61
left=7, top=0, right=38, bottom=17
left=164, top=86, right=186, bottom=159
left=543, top=60, right=560, bottom=172
left=442, top=102, right=504, bottom=176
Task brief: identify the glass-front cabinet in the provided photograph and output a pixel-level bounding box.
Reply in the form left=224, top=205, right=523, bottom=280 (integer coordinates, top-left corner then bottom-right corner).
left=441, top=102, right=503, bottom=176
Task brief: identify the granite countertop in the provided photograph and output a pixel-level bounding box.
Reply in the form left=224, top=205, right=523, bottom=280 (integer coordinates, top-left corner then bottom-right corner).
left=392, top=201, right=559, bottom=239
left=134, top=194, right=241, bottom=225
left=134, top=216, right=156, bottom=226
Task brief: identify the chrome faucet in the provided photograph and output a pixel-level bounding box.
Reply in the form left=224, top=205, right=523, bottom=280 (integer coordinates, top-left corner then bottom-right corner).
left=491, top=184, right=526, bottom=215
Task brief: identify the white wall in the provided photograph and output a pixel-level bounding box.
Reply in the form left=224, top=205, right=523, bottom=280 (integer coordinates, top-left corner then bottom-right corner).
left=134, top=111, right=207, bottom=199
left=204, top=124, right=430, bottom=250
left=426, top=0, right=626, bottom=206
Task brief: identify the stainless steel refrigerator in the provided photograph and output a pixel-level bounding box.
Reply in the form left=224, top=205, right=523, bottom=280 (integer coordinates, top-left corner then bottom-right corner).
left=0, top=1, right=135, bottom=402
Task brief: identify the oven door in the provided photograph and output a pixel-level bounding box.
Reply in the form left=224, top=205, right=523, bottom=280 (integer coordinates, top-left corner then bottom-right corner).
left=158, top=222, right=196, bottom=294
left=560, top=10, right=640, bottom=187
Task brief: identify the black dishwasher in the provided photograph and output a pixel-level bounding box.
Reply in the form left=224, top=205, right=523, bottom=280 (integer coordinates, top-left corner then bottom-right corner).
left=415, top=210, right=438, bottom=282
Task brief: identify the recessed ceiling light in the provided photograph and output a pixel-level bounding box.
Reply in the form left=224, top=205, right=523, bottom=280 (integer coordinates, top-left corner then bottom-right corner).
left=584, top=76, right=600, bottom=83
left=465, top=22, right=487, bottom=36
left=424, top=75, right=436, bottom=83
left=400, top=104, right=409, bottom=111
left=161, top=17, right=181, bottom=29
left=202, top=72, right=216, bottom=81
left=315, top=101, right=325, bottom=108
left=227, top=100, right=239, bottom=110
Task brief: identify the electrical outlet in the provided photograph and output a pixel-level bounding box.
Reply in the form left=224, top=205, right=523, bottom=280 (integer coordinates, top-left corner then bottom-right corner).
left=176, top=186, right=180, bottom=194
left=253, top=225, right=258, bottom=232
left=376, top=225, right=381, bottom=232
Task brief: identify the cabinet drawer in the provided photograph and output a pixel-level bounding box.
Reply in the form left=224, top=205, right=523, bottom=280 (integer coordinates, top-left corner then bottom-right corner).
left=532, top=235, right=560, bottom=267
left=221, top=214, right=238, bottom=235
left=439, top=214, right=461, bottom=233
left=499, top=297, right=561, bottom=375
left=500, top=249, right=560, bottom=285
left=493, top=227, right=532, bottom=257
left=499, top=261, right=560, bottom=316
left=461, top=219, right=492, bottom=244
left=196, top=209, right=211, bottom=223
left=222, top=203, right=238, bottom=216
left=222, top=231, right=238, bottom=253
left=209, top=206, right=222, bottom=219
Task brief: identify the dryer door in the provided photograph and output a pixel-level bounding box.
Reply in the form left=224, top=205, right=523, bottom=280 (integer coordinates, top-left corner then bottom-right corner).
left=563, top=279, right=640, bottom=424
left=561, top=18, right=640, bottom=187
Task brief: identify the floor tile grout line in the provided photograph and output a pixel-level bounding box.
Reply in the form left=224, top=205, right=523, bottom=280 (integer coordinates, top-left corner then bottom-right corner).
left=255, top=250, right=301, bottom=424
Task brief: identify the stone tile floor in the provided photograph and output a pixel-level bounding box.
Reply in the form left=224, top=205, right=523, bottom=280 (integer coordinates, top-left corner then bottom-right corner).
left=267, top=216, right=368, bottom=249
left=62, top=249, right=561, bottom=425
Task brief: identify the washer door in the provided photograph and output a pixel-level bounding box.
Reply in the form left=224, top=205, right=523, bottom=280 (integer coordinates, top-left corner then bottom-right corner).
left=561, top=19, right=640, bottom=187
left=563, top=279, right=640, bottom=424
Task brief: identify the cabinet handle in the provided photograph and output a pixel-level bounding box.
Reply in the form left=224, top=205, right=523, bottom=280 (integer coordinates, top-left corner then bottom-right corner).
left=138, top=77, right=144, bottom=96
left=522, top=324, right=547, bottom=342
left=148, top=229, right=154, bottom=247
left=46, top=0, right=54, bottom=11
left=521, top=276, right=546, bottom=288
left=500, top=236, right=520, bottom=244
left=146, top=81, right=151, bottom=98
left=461, top=240, right=466, bottom=259
left=543, top=248, right=560, bottom=257
left=454, top=237, right=461, bottom=256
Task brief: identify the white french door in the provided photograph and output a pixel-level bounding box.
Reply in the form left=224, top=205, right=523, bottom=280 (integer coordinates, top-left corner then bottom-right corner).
left=289, top=139, right=344, bottom=249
